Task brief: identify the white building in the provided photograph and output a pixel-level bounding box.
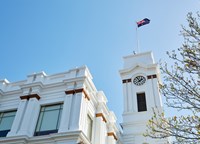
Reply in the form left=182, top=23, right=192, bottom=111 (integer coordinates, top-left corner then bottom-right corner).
left=119, top=52, right=168, bottom=144
left=0, top=52, right=168, bottom=144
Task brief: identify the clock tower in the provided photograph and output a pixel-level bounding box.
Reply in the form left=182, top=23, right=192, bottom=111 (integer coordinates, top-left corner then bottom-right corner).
left=119, top=51, right=168, bottom=144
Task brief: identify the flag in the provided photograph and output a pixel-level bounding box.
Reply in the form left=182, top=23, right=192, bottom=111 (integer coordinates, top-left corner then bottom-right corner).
left=137, top=18, right=150, bottom=27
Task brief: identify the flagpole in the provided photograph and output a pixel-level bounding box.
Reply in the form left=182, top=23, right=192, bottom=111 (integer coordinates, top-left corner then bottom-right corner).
left=135, top=22, right=140, bottom=53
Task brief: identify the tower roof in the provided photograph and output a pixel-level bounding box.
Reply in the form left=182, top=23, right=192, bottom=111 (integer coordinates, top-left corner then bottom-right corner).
left=123, top=51, right=155, bottom=69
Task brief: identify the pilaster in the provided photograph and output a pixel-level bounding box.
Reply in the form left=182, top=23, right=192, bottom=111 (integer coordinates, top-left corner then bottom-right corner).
left=70, top=92, right=84, bottom=130
left=94, top=113, right=107, bottom=144
left=58, top=94, right=73, bottom=133
left=17, top=96, right=40, bottom=137
left=107, top=113, right=118, bottom=144
left=127, top=81, right=133, bottom=112
left=122, top=82, right=128, bottom=112
left=64, top=88, right=89, bottom=131
left=107, top=132, right=117, bottom=144
left=7, top=99, right=28, bottom=137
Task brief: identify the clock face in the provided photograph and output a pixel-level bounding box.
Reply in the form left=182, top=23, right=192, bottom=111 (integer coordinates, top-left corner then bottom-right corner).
left=133, top=76, right=146, bottom=86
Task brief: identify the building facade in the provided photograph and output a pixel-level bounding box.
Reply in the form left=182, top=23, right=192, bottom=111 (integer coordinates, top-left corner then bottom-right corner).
left=119, top=52, right=168, bottom=144
left=0, top=52, right=168, bottom=144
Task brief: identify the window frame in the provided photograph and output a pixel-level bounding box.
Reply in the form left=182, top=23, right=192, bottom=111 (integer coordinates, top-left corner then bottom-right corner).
left=137, top=92, right=147, bottom=112
left=34, top=103, right=63, bottom=136
left=85, top=114, right=93, bottom=141
left=0, top=110, right=16, bottom=137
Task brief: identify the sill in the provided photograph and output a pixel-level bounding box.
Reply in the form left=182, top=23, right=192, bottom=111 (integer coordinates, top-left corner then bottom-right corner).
left=138, top=110, right=147, bottom=112
left=34, top=129, right=58, bottom=136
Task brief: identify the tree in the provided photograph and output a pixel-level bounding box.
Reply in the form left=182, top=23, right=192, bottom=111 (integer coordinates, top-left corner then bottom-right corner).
left=145, top=12, right=200, bottom=144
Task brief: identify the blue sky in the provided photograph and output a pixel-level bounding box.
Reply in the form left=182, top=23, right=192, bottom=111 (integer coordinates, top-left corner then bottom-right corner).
left=0, top=0, right=199, bottom=123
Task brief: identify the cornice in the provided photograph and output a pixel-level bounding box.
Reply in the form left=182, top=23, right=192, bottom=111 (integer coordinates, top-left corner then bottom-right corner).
left=123, top=51, right=153, bottom=59
left=62, top=76, right=86, bottom=84
left=20, top=81, right=44, bottom=89
left=119, top=63, right=158, bottom=75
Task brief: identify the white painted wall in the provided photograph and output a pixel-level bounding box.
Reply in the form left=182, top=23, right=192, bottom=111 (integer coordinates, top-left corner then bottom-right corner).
left=120, top=51, right=168, bottom=144
left=0, top=66, right=119, bottom=144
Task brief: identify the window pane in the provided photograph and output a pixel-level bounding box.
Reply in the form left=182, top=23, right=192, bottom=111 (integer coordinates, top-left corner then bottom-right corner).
left=86, top=115, right=93, bottom=141
left=0, top=117, right=15, bottom=131
left=35, top=104, right=63, bottom=136
left=35, top=112, right=44, bottom=132
left=39, top=110, right=59, bottom=131
left=137, top=93, right=147, bottom=112
left=3, top=111, right=16, bottom=117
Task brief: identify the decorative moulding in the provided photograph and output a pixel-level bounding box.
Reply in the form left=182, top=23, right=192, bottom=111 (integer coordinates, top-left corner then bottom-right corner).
left=20, top=94, right=41, bottom=100
left=0, top=79, right=10, bottom=94
left=107, top=132, right=118, bottom=140
left=96, top=113, right=107, bottom=123
left=65, top=88, right=90, bottom=101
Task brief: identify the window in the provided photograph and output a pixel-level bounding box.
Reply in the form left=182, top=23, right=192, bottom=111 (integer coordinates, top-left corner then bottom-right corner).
left=85, top=115, right=93, bottom=141
left=0, top=110, right=16, bottom=137
left=34, top=104, right=63, bottom=136
left=137, top=93, right=147, bottom=112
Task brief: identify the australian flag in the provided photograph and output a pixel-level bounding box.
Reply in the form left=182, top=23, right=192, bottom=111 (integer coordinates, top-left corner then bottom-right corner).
left=137, top=18, right=150, bottom=27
